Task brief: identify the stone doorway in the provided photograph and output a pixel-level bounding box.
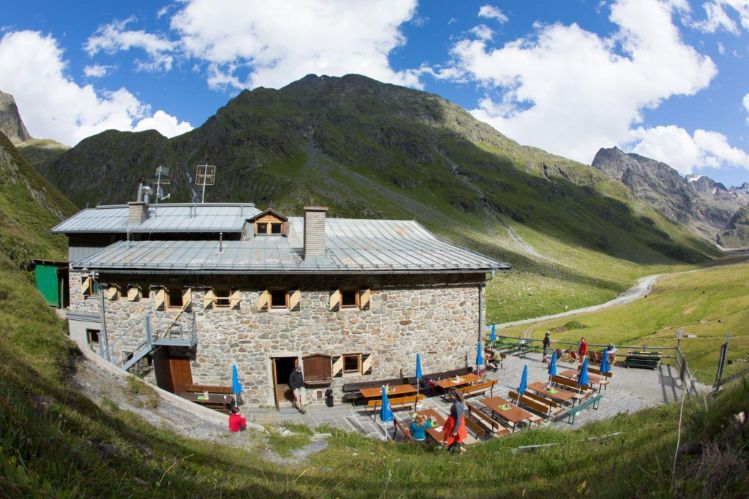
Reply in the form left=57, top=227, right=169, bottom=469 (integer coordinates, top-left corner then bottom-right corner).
left=272, top=356, right=297, bottom=410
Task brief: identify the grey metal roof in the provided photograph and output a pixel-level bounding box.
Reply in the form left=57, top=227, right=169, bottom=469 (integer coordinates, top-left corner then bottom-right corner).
left=51, top=203, right=260, bottom=234
left=75, top=217, right=509, bottom=274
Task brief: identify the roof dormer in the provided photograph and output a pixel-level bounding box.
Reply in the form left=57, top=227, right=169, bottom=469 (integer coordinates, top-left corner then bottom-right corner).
left=248, top=208, right=289, bottom=236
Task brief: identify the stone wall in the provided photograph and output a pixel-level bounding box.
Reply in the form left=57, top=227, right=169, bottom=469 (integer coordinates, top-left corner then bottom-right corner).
left=72, top=272, right=489, bottom=407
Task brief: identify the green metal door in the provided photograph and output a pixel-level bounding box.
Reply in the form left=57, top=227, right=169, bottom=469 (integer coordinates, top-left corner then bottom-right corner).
left=35, top=264, right=59, bottom=307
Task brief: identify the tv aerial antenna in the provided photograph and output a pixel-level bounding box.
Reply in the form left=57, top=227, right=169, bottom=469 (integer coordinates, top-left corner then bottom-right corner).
left=195, top=163, right=216, bottom=204
left=150, top=165, right=172, bottom=204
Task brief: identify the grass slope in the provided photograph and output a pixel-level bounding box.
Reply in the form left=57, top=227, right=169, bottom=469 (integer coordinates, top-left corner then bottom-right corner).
left=502, top=260, right=749, bottom=383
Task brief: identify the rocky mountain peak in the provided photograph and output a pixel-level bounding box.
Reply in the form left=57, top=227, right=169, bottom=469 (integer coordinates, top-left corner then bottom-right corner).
left=0, top=91, right=31, bottom=144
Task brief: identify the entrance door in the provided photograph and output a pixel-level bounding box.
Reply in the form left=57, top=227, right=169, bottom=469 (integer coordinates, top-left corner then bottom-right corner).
left=154, top=348, right=194, bottom=393
left=272, top=357, right=297, bottom=410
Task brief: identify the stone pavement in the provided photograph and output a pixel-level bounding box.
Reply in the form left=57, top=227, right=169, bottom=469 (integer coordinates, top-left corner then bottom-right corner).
left=245, top=351, right=702, bottom=441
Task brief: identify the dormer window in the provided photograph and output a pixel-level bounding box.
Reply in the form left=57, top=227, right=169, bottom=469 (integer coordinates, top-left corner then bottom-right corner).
left=249, top=208, right=288, bottom=236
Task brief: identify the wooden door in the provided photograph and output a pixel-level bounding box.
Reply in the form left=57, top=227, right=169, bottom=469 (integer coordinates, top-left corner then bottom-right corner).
left=169, top=357, right=193, bottom=393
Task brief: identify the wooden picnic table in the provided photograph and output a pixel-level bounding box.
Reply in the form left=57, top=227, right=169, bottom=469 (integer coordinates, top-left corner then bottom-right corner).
left=480, top=396, right=534, bottom=432
left=416, top=408, right=448, bottom=443
left=527, top=381, right=578, bottom=405
left=178, top=392, right=233, bottom=413
left=435, top=373, right=483, bottom=390
left=560, top=369, right=603, bottom=385
left=359, top=384, right=416, bottom=400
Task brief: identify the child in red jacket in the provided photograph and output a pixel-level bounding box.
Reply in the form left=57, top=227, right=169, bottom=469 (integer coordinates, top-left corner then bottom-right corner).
left=228, top=406, right=247, bottom=432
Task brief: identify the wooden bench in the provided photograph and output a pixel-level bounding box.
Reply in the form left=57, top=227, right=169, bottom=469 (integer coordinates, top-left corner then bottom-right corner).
left=467, top=403, right=511, bottom=437
left=343, top=377, right=404, bottom=393
left=522, top=389, right=562, bottom=409
left=458, top=380, right=496, bottom=399
left=564, top=394, right=603, bottom=424
left=393, top=418, right=413, bottom=441
left=184, top=384, right=233, bottom=394
left=367, top=394, right=424, bottom=418
left=509, top=391, right=562, bottom=420
left=550, top=376, right=594, bottom=399
left=404, top=367, right=473, bottom=387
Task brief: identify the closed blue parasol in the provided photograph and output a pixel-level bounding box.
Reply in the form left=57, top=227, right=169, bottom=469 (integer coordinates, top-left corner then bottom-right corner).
left=548, top=350, right=558, bottom=377
left=476, top=341, right=484, bottom=368
left=380, top=385, right=394, bottom=422
left=578, top=357, right=590, bottom=386
left=231, top=364, right=243, bottom=396
left=490, top=323, right=496, bottom=346
left=517, top=364, right=528, bottom=403
left=600, top=348, right=611, bottom=374
left=416, top=353, right=423, bottom=382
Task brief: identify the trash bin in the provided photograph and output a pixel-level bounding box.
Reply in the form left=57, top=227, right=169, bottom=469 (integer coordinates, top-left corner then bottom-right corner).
left=325, top=388, right=334, bottom=407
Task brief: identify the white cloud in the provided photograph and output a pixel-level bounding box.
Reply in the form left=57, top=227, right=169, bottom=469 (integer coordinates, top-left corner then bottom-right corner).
left=134, top=110, right=192, bottom=137
left=693, top=0, right=749, bottom=34
left=440, top=0, right=718, bottom=165
left=628, top=125, right=749, bottom=173
left=85, top=17, right=175, bottom=71
left=169, top=0, right=423, bottom=89
left=0, top=30, right=192, bottom=145
left=83, top=64, right=111, bottom=78
left=743, top=92, right=749, bottom=119
left=469, top=24, right=494, bottom=41
left=478, top=5, right=509, bottom=23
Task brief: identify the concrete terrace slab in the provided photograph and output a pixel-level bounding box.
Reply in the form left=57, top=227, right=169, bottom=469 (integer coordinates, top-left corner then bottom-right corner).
left=244, top=351, right=704, bottom=441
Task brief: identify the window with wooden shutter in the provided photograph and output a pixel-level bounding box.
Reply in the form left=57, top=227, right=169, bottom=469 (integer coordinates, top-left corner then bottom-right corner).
left=361, top=353, right=373, bottom=375
left=230, top=290, right=241, bottom=309
left=289, top=289, right=301, bottom=310
left=329, top=290, right=340, bottom=310
left=154, top=288, right=166, bottom=310
left=105, top=285, right=119, bottom=301
left=359, top=289, right=371, bottom=310
left=331, top=355, right=343, bottom=377
left=258, top=290, right=270, bottom=311
left=302, top=354, right=332, bottom=386
left=203, top=289, right=216, bottom=308
left=127, top=286, right=140, bottom=301
left=80, top=276, right=92, bottom=296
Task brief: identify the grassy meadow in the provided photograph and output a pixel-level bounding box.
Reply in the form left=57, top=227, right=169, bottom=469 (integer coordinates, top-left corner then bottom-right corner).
left=500, top=262, right=749, bottom=383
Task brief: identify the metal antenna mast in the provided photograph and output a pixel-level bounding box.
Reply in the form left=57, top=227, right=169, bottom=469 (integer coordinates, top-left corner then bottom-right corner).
left=151, top=165, right=172, bottom=204
left=195, top=163, right=216, bottom=204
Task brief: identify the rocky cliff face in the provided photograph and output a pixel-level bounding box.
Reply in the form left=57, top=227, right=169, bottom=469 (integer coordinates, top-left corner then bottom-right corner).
left=0, top=91, right=31, bottom=144
left=592, top=147, right=749, bottom=247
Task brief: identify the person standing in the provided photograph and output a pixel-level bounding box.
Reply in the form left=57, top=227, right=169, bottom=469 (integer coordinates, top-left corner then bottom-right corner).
left=289, top=364, right=306, bottom=414
left=578, top=337, right=588, bottom=360
left=443, top=389, right=467, bottom=453
left=542, top=332, right=551, bottom=364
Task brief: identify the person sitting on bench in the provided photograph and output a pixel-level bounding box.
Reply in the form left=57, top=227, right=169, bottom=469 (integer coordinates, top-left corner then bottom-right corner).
left=410, top=414, right=433, bottom=442
left=228, top=406, right=247, bottom=432
left=485, top=349, right=499, bottom=372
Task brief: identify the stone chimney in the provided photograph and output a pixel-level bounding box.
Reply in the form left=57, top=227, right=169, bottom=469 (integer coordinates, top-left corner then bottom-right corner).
left=128, top=183, right=150, bottom=226
left=303, top=206, right=328, bottom=259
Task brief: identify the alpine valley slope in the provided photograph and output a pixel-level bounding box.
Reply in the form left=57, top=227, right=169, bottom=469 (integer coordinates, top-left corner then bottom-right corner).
left=39, top=74, right=719, bottom=322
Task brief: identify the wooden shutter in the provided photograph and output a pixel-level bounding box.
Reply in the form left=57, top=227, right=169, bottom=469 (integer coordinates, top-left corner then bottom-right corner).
left=289, top=289, right=301, bottom=310
left=361, top=353, right=373, bottom=375
left=359, top=289, right=371, bottom=310
left=154, top=288, right=166, bottom=310
left=230, top=290, right=241, bottom=309
left=303, top=354, right=332, bottom=385
left=331, top=355, right=344, bottom=377
left=203, top=289, right=215, bottom=308
left=80, top=276, right=92, bottom=295
left=105, top=285, right=118, bottom=300
left=182, top=288, right=192, bottom=309
left=258, top=290, right=270, bottom=311
left=281, top=221, right=290, bottom=236
left=127, top=286, right=139, bottom=301
left=329, top=290, right=340, bottom=311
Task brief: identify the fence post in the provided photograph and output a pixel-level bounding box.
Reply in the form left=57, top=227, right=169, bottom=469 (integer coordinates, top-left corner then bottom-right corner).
left=713, top=335, right=730, bottom=390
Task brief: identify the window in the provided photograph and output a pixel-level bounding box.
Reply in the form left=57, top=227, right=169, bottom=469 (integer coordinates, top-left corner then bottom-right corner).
left=86, top=329, right=99, bottom=349
left=270, top=223, right=282, bottom=234
left=340, top=289, right=358, bottom=309
left=214, top=289, right=231, bottom=308
left=257, top=222, right=268, bottom=234
left=270, top=289, right=288, bottom=309
left=343, top=354, right=361, bottom=373
left=80, top=276, right=101, bottom=297
left=142, top=287, right=150, bottom=299
left=167, top=288, right=183, bottom=309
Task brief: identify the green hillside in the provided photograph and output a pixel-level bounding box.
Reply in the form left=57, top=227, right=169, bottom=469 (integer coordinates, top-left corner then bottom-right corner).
left=38, top=74, right=719, bottom=321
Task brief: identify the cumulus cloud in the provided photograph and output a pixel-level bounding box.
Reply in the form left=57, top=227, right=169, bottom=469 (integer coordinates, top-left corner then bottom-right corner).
left=478, top=5, right=509, bottom=23
left=0, top=30, right=192, bottom=145
left=628, top=125, right=749, bottom=173
left=440, top=0, right=718, bottom=165
left=169, top=0, right=423, bottom=89
left=469, top=24, right=494, bottom=41
left=86, top=17, right=175, bottom=71
left=693, top=0, right=749, bottom=34
left=83, top=64, right=111, bottom=78
left=134, top=110, right=192, bottom=137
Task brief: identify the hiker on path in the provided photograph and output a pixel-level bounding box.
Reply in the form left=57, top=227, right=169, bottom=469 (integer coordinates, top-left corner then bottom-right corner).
left=443, top=389, right=467, bottom=453
left=289, top=364, right=306, bottom=414
left=542, top=332, right=551, bottom=363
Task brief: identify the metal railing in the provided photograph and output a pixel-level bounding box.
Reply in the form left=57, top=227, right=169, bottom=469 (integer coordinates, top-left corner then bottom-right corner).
left=489, top=334, right=677, bottom=360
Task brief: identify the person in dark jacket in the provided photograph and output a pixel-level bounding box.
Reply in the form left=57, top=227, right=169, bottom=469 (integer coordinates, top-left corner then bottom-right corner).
left=289, top=365, right=306, bottom=413
left=542, top=332, right=551, bottom=363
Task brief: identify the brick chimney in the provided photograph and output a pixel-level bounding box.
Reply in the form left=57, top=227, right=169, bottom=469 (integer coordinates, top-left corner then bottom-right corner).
left=128, top=183, right=150, bottom=226
left=303, top=206, right=328, bottom=259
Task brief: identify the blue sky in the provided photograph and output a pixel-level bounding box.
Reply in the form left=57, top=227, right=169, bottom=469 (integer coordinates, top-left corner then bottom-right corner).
left=2, top=0, right=749, bottom=186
